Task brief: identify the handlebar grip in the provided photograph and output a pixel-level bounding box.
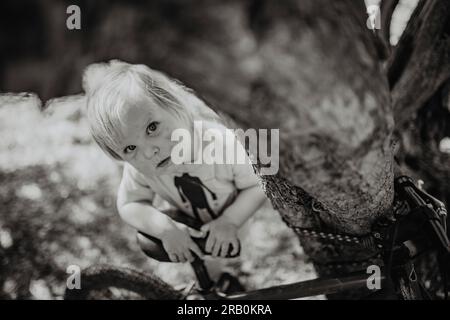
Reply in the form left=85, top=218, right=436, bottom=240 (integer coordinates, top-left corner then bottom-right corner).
left=191, top=233, right=241, bottom=258
left=137, top=231, right=241, bottom=262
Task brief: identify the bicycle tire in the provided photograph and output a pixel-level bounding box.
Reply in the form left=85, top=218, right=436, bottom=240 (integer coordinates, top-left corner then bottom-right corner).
left=64, top=264, right=183, bottom=300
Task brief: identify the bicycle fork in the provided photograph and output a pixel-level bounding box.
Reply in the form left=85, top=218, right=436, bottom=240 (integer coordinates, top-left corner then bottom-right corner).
left=190, top=256, right=214, bottom=291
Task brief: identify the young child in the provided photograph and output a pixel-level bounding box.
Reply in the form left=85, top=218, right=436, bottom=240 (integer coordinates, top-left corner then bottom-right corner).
left=82, top=60, right=267, bottom=283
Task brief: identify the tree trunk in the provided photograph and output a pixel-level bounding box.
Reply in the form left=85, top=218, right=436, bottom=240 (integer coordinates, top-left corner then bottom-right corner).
left=380, top=0, right=399, bottom=44
left=391, top=0, right=450, bottom=214
left=389, top=0, right=450, bottom=128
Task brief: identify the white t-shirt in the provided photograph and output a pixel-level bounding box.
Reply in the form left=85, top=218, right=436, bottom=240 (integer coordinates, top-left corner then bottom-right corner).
left=116, top=121, right=260, bottom=223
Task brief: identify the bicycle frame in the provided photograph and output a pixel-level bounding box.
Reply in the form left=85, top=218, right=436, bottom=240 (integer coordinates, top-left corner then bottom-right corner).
left=224, top=271, right=387, bottom=300
left=193, top=269, right=387, bottom=300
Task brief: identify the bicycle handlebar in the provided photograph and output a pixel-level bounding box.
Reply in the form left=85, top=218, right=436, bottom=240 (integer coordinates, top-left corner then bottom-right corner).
left=191, top=231, right=241, bottom=258
left=137, top=231, right=241, bottom=263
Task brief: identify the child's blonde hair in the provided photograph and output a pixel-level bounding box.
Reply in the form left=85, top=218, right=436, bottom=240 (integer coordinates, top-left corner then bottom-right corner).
left=83, top=59, right=220, bottom=160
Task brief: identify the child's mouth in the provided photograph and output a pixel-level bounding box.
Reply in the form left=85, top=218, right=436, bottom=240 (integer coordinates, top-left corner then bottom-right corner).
left=157, top=156, right=171, bottom=168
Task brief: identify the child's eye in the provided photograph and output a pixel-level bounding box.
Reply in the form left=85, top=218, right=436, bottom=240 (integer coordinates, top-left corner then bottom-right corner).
left=123, top=145, right=136, bottom=154
left=146, top=122, right=159, bottom=134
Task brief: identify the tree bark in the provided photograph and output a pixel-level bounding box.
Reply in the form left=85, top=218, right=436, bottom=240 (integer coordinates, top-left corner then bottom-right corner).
left=389, top=0, right=450, bottom=128
left=234, top=2, right=395, bottom=295
left=380, top=0, right=399, bottom=44
left=389, top=0, right=450, bottom=211
left=398, top=81, right=450, bottom=209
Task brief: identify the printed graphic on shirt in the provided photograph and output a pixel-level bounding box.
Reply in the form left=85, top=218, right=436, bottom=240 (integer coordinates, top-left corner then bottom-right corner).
left=174, top=173, right=218, bottom=223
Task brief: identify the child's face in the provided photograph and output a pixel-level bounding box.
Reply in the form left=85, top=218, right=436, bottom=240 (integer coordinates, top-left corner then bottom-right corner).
left=115, top=99, right=191, bottom=176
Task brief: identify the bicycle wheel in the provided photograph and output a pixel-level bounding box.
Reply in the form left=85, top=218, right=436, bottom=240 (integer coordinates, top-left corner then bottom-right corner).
left=64, top=264, right=183, bottom=300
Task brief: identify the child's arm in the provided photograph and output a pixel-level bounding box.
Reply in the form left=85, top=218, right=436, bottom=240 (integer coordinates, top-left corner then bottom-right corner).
left=117, top=164, right=203, bottom=262
left=201, top=184, right=267, bottom=258
left=219, top=184, right=267, bottom=227
left=119, top=202, right=204, bottom=262
left=119, top=201, right=178, bottom=238
left=201, top=135, right=268, bottom=257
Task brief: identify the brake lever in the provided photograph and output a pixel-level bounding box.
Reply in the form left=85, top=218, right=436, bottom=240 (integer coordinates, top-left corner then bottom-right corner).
left=416, top=180, right=447, bottom=230
left=395, top=176, right=450, bottom=254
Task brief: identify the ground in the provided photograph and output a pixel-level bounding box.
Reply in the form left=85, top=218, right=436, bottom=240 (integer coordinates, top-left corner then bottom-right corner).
left=0, top=95, right=318, bottom=299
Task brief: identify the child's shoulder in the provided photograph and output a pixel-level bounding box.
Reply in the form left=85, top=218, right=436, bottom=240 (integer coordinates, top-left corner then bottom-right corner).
left=121, top=162, right=149, bottom=183
left=197, top=119, right=247, bottom=161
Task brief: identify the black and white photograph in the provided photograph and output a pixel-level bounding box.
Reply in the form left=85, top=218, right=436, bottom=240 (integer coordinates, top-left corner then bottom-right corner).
left=0, top=0, right=449, bottom=304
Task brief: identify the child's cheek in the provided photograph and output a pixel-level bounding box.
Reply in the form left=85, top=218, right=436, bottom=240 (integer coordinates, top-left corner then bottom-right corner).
left=129, top=159, right=157, bottom=176
left=165, top=125, right=179, bottom=150
left=163, top=125, right=172, bottom=141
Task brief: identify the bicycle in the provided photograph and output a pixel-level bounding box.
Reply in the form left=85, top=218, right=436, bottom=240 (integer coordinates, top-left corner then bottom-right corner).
left=64, top=176, right=449, bottom=300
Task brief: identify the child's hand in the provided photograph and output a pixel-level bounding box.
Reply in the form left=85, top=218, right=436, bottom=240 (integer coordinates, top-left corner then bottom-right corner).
left=160, top=227, right=204, bottom=263
left=201, top=217, right=240, bottom=258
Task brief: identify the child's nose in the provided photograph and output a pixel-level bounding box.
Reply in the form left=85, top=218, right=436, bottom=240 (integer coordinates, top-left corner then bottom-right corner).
left=143, top=145, right=159, bottom=160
